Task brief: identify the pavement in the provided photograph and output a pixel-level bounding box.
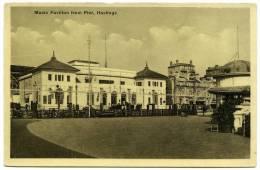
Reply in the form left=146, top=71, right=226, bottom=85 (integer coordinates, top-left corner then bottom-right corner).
left=11, top=116, right=250, bottom=158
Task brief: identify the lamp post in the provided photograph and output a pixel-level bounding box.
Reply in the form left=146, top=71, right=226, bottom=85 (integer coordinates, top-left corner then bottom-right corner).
left=87, top=36, right=92, bottom=118
left=75, top=85, right=78, bottom=106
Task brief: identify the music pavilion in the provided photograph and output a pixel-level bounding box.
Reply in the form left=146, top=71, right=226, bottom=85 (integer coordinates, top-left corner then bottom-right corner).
left=207, top=60, right=250, bottom=132
left=19, top=51, right=168, bottom=110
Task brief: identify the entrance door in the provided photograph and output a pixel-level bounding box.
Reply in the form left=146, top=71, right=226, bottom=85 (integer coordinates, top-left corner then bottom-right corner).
left=111, top=91, right=117, bottom=105
left=121, top=92, right=126, bottom=104
left=102, top=92, right=107, bottom=105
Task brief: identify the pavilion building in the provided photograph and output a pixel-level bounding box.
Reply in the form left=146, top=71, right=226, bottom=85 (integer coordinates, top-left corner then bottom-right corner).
left=208, top=60, right=250, bottom=133
left=18, top=51, right=167, bottom=110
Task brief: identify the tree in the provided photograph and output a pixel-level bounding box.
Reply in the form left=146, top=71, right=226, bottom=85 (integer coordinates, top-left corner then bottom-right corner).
left=215, top=97, right=235, bottom=132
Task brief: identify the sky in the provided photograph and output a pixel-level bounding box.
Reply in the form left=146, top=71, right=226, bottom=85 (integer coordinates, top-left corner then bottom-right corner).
left=11, top=6, right=251, bottom=76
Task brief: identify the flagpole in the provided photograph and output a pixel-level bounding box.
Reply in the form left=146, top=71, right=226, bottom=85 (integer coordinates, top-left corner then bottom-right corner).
left=87, top=36, right=92, bottom=118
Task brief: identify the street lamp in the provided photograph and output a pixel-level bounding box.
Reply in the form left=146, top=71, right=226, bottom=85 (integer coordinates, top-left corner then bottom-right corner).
left=55, top=85, right=64, bottom=111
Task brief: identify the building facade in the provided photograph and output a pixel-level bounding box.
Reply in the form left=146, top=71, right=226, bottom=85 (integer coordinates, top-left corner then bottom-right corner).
left=167, top=60, right=216, bottom=107
left=11, top=65, right=35, bottom=103
left=19, top=51, right=167, bottom=110
left=207, top=60, right=250, bottom=106
left=208, top=60, right=250, bottom=133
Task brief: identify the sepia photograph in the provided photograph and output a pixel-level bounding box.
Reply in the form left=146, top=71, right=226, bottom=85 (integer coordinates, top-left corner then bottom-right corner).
left=4, top=3, right=256, bottom=167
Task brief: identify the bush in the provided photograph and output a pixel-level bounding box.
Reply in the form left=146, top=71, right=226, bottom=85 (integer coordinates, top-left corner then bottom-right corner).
left=214, top=101, right=236, bottom=133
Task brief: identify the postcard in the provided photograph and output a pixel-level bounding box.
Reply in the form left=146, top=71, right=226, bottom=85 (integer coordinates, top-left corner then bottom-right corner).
left=4, top=3, right=256, bottom=167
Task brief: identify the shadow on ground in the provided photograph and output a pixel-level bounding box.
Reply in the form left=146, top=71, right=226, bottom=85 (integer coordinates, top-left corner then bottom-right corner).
left=11, top=119, right=94, bottom=158
left=25, top=116, right=250, bottom=159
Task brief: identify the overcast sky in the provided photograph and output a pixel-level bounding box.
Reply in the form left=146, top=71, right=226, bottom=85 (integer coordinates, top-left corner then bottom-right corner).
left=11, top=6, right=250, bottom=76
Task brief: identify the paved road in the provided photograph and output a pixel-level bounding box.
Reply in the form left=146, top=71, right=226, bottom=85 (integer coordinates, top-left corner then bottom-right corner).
left=11, top=119, right=93, bottom=158
left=19, top=116, right=250, bottom=159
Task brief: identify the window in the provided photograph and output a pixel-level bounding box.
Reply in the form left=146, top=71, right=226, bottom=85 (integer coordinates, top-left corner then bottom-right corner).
left=97, top=93, right=99, bottom=102
left=67, top=75, right=70, bottom=82
left=76, top=77, right=80, bottom=83
left=48, top=74, right=52, bottom=81
left=120, top=81, right=125, bottom=85
left=43, top=96, right=47, bottom=104
left=121, top=93, right=127, bottom=104
left=136, top=82, right=142, bottom=86
left=67, top=95, right=71, bottom=104
left=160, top=98, right=163, bottom=105
left=132, top=93, right=137, bottom=105
left=60, top=97, right=64, bottom=104
left=111, top=92, right=117, bottom=105
left=87, top=93, right=94, bottom=105
left=154, top=94, right=158, bottom=105
left=92, top=94, right=94, bottom=105
left=148, top=97, right=151, bottom=104
left=148, top=81, right=151, bottom=86
left=48, top=95, right=52, bottom=104
left=25, top=97, right=29, bottom=103
left=55, top=75, right=57, bottom=81
left=102, top=93, right=107, bottom=105
left=58, top=75, right=61, bottom=81
left=85, top=78, right=90, bottom=83
left=160, top=82, right=162, bottom=87
left=62, top=75, right=64, bottom=81
left=99, top=80, right=114, bottom=84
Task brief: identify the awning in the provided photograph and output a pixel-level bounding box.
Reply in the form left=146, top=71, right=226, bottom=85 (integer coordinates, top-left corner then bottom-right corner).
left=208, top=86, right=250, bottom=94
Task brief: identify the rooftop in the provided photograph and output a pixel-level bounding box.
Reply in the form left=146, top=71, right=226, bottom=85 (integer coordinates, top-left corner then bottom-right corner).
left=168, top=60, right=194, bottom=68
left=11, top=65, right=35, bottom=78
left=208, top=85, right=250, bottom=94
left=68, top=60, right=99, bottom=64
left=207, top=60, right=250, bottom=78
left=32, top=51, right=80, bottom=73
left=135, top=63, right=168, bottom=80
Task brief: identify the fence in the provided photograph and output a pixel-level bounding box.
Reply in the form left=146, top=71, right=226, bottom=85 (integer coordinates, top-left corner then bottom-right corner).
left=11, top=102, right=199, bottom=119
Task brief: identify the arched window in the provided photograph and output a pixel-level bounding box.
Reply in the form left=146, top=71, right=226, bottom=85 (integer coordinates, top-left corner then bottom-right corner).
left=111, top=91, right=117, bottom=105
left=100, top=89, right=107, bottom=106
left=132, top=93, right=137, bottom=105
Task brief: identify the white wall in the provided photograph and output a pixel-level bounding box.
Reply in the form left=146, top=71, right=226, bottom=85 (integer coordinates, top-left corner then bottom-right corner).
left=219, top=76, right=250, bottom=87
left=18, top=63, right=167, bottom=110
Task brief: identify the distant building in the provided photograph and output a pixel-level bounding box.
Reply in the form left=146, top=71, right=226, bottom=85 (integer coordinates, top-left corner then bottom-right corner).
left=208, top=60, right=250, bottom=133
left=167, top=60, right=216, bottom=107
left=11, top=65, right=35, bottom=103
left=208, top=60, right=250, bottom=106
left=134, top=63, right=168, bottom=109
left=19, top=52, right=79, bottom=109
left=18, top=51, right=167, bottom=110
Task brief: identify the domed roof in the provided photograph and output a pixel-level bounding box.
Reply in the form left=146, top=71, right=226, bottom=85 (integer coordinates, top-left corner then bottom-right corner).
left=222, top=60, right=250, bottom=73
left=210, top=60, right=250, bottom=78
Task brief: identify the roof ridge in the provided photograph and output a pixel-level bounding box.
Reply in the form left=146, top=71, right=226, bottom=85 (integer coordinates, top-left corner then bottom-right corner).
left=32, top=55, right=80, bottom=73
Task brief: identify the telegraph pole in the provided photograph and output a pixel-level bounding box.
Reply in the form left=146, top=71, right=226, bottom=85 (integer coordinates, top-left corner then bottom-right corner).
left=87, top=36, right=92, bottom=118
left=104, top=33, right=108, bottom=68
left=236, top=25, right=240, bottom=60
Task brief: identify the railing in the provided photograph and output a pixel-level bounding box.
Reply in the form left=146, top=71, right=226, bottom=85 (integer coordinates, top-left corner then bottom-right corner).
left=10, top=105, right=206, bottom=119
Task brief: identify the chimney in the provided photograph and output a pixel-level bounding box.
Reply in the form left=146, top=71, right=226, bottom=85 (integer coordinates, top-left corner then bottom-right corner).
left=190, top=60, right=193, bottom=65
left=176, top=60, right=179, bottom=63
left=170, top=61, right=173, bottom=66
